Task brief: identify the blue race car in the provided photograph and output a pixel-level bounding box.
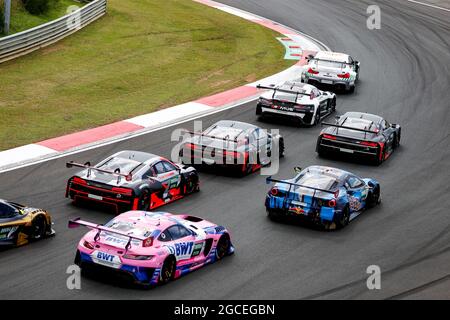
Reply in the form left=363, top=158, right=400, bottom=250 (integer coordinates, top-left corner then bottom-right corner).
left=265, top=166, right=381, bottom=229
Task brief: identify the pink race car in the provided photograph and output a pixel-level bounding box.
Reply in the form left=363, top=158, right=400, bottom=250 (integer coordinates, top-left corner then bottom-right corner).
left=69, top=211, right=234, bottom=286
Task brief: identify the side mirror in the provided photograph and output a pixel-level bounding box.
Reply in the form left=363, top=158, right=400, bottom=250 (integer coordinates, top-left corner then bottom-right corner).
left=294, top=167, right=302, bottom=174
left=391, top=123, right=397, bottom=128
left=66, top=161, right=74, bottom=168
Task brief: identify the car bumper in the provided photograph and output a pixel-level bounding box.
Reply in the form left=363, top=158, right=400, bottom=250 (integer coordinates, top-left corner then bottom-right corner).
left=317, top=138, right=381, bottom=161
left=302, top=74, right=355, bottom=89
left=258, top=104, right=314, bottom=125
left=76, top=250, right=160, bottom=286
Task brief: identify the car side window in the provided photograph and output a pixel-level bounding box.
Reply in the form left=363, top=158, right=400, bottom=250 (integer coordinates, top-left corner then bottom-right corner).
left=313, top=89, right=321, bottom=97
left=158, top=229, right=172, bottom=242
left=153, top=162, right=166, bottom=175
left=142, top=167, right=156, bottom=179
left=162, top=161, right=177, bottom=172
left=167, top=225, right=191, bottom=240
left=0, top=203, right=18, bottom=219
left=346, top=176, right=364, bottom=189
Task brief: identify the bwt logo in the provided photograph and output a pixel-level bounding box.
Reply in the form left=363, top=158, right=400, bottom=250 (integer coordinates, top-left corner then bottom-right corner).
left=170, top=121, right=281, bottom=176
left=66, top=5, right=82, bottom=31
left=97, top=252, right=114, bottom=262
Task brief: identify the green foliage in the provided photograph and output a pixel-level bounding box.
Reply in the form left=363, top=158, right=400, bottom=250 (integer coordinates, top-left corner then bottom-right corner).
left=22, top=0, right=51, bottom=15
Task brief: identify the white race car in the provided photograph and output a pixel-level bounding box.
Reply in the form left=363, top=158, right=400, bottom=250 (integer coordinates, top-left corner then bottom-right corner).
left=301, top=51, right=360, bottom=92
left=256, top=80, right=336, bottom=126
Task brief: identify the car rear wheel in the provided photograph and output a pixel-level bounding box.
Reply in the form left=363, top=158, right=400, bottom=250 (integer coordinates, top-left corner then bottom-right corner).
left=30, top=215, right=47, bottom=241
left=138, top=189, right=150, bottom=211
left=335, top=206, right=350, bottom=229
left=159, top=256, right=176, bottom=285
left=215, top=234, right=231, bottom=260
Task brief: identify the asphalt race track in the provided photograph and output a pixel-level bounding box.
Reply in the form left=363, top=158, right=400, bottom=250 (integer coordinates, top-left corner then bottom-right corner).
left=1, top=0, right=449, bottom=299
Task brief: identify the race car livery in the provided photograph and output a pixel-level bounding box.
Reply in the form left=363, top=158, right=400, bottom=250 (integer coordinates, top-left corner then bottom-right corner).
left=256, top=80, right=336, bottom=126
left=265, top=166, right=381, bottom=229
left=66, top=150, right=199, bottom=213
left=179, top=120, right=284, bottom=175
left=0, top=199, right=54, bottom=246
left=70, top=211, right=234, bottom=286
left=301, top=51, right=360, bottom=92
left=317, top=112, right=401, bottom=165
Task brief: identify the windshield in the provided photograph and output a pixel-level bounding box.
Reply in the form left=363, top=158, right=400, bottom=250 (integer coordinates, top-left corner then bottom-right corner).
left=0, top=202, right=18, bottom=219
left=341, top=117, right=375, bottom=130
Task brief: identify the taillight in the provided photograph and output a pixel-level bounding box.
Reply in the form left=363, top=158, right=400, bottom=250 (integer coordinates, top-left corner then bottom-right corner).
left=322, top=134, right=336, bottom=140
left=186, top=143, right=198, bottom=150
left=328, top=199, right=337, bottom=207
left=112, top=187, right=132, bottom=195
left=83, top=240, right=95, bottom=250
left=270, top=188, right=279, bottom=196
left=143, top=237, right=154, bottom=247
left=360, top=141, right=378, bottom=147
left=337, top=73, right=350, bottom=79
left=73, top=177, right=87, bottom=185
left=308, top=68, right=319, bottom=75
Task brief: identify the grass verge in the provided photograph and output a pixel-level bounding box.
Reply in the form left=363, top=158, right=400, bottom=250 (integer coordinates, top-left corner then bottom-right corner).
left=0, top=0, right=293, bottom=150
left=1, top=0, right=79, bottom=36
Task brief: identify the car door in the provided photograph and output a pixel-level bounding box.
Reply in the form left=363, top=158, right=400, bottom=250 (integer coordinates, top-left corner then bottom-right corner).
left=314, top=89, right=328, bottom=116
left=344, top=175, right=369, bottom=212
left=165, top=225, right=205, bottom=264
left=380, top=120, right=395, bottom=153
left=0, top=202, right=21, bottom=244
left=151, top=161, right=182, bottom=201
left=254, top=128, right=271, bottom=165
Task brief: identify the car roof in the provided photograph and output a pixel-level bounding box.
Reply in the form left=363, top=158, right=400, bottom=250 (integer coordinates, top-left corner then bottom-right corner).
left=111, top=150, right=160, bottom=165
left=116, top=211, right=185, bottom=230
left=315, top=51, right=350, bottom=62
left=341, top=112, right=383, bottom=124
left=301, top=165, right=349, bottom=181
left=278, top=80, right=315, bottom=93
left=213, top=120, right=257, bottom=131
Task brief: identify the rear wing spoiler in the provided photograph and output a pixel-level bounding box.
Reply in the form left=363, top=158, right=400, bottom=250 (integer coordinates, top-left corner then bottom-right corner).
left=66, top=161, right=133, bottom=183
left=321, top=121, right=379, bottom=140
left=308, top=57, right=354, bottom=66
left=266, top=177, right=337, bottom=197
left=181, top=129, right=248, bottom=144
left=257, top=84, right=312, bottom=100
left=68, top=218, right=151, bottom=250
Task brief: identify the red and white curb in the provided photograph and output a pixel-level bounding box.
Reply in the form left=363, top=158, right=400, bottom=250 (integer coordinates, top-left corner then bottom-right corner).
left=0, top=0, right=329, bottom=173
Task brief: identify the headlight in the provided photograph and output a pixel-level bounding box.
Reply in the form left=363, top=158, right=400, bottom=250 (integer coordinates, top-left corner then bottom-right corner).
left=123, top=254, right=154, bottom=260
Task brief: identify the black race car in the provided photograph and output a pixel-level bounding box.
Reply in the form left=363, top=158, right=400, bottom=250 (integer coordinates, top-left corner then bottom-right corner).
left=179, top=120, right=284, bottom=175
left=66, top=150, right=199, bottom=213
left=317, top=112, right=401, bottom=165
left=0, top=199, right=54, bottom=246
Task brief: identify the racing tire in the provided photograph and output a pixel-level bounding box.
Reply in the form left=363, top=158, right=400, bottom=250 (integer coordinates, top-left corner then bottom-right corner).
left=138, top=189, right=150, bottom=211
left=313, top=111, right=321, bottom=126
left=30, top=215, right=47, bottom=241
left=159, top=256, right=176, bottom=285
left=215, top=234, right=231, bottom=260
left=394, top=131, right=401, bottom=149
left=331, top=97, right=336, bottom=112
left=335, top=206, right=350, bottom=229
left=367, top=185, right=381, bottom=208
left=317, top=144, right=327, bottom=158
left=279, top=138, right=285, bottom=158
left=267, top=209, right=281, bottom=221
left=349, top=86, right=355, bottom=93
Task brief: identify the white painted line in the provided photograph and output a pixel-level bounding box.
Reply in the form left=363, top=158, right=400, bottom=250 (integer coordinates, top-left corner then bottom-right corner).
left=0, top=144, right=57, bottom=168
left=407, top=0, right=450, bottom=12
left=125, top=102, right=212, bottom=128
left=214, top=6, right=263, bottom=21
left=248, top=65, right=304, bottom=87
